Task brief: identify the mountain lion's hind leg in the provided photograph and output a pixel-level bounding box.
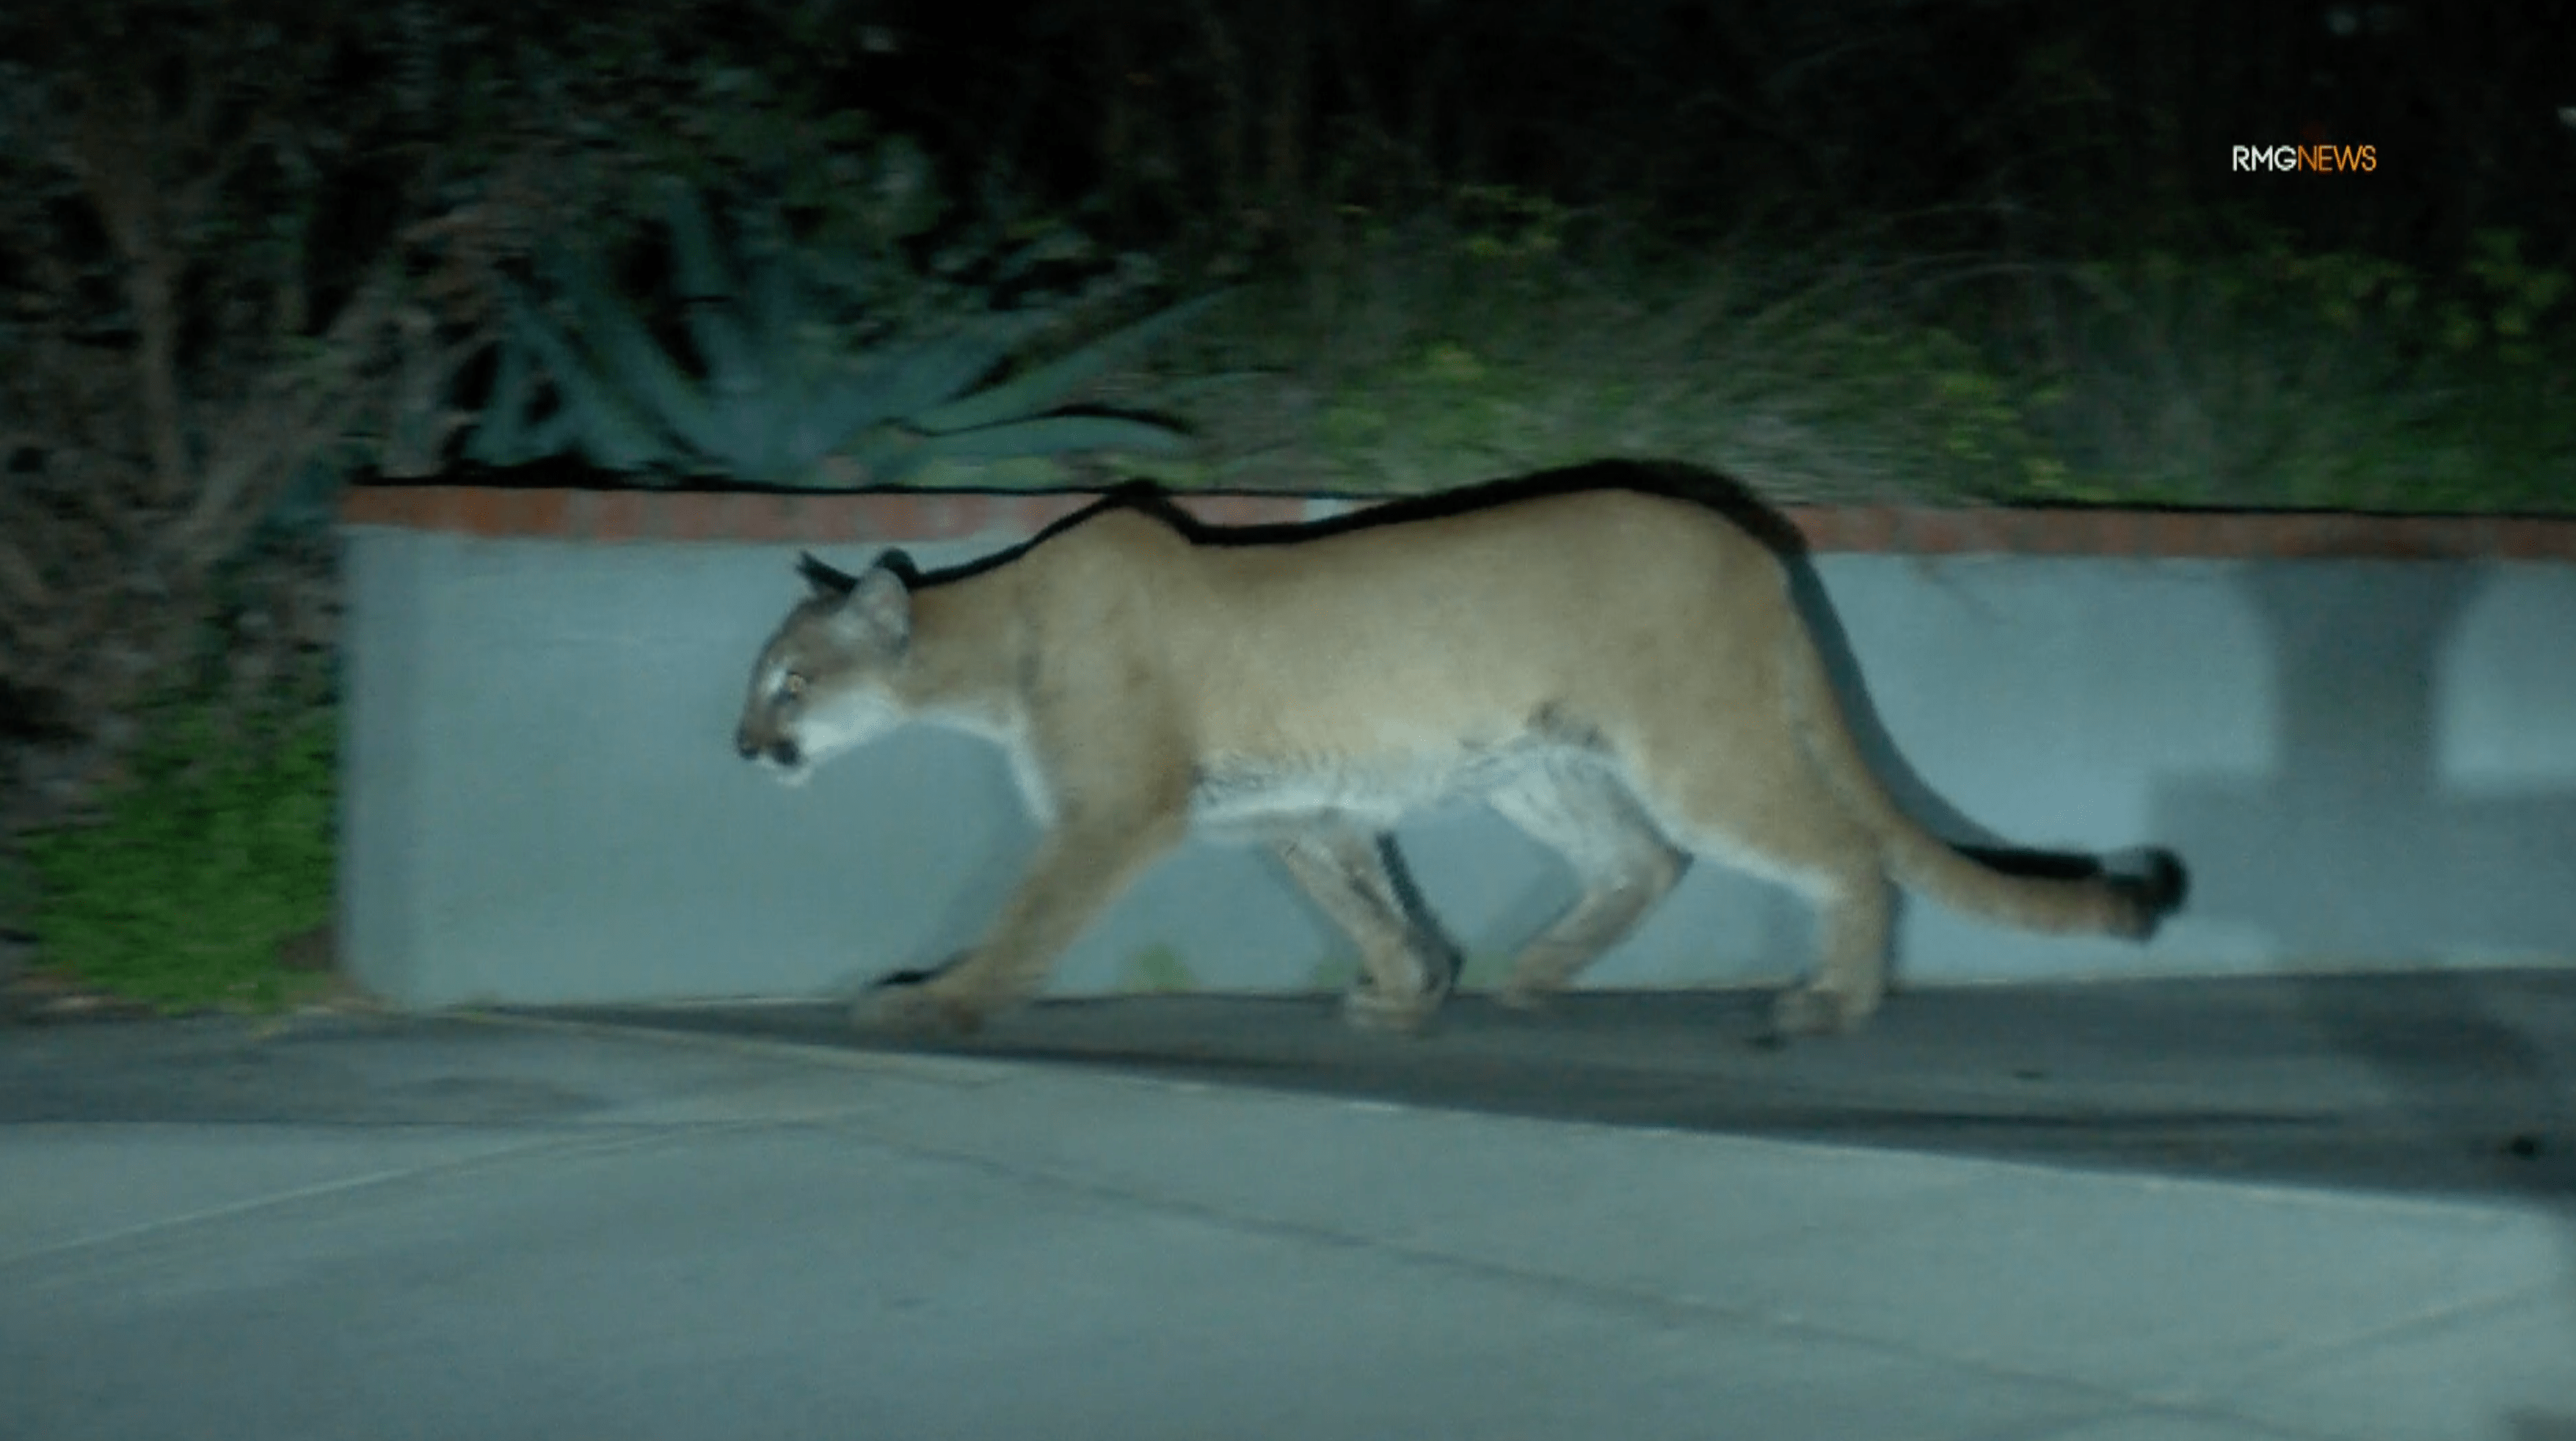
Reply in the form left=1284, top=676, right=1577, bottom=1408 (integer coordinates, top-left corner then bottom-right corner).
left=1270, top=830, right=1460, bottom=1034
left=1767, top=861, right=1894, bottom=1037
left=1627, top=726, right=1896, bottom=1040
left=1488, top=765, right=1689, bottom=1011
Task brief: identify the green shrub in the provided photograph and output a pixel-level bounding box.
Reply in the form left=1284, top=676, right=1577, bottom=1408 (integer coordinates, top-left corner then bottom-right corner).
left=2031, top=236, right=2576, bottom=512
left=22, top=694, right=336, bottom=1013
left=1150, top=194, right=2572, bottom=511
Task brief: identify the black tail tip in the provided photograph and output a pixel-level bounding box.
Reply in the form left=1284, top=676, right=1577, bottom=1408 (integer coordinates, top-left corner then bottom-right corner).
left=2114, top=847, right=2190, bottom=937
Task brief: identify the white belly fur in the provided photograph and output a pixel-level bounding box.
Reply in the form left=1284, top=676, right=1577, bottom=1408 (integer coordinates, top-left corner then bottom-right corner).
left=1187, top=740, right=1606, bottom=842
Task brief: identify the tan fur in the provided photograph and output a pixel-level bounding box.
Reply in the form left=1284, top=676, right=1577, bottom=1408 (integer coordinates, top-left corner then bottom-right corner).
left=735, top=486, right=2184, bottom=1040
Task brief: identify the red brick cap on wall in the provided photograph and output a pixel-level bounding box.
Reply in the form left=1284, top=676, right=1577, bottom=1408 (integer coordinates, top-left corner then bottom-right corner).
left=337, top=486, right=2576, bottom=560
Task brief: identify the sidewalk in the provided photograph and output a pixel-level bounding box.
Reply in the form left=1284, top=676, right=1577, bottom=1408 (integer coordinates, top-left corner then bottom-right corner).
left=4, top=1000, right=2572, bottom=1441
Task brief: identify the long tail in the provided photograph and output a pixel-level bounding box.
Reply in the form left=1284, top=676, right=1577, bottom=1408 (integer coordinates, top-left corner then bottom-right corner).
left=1776, top=622, right=2186, bottom=938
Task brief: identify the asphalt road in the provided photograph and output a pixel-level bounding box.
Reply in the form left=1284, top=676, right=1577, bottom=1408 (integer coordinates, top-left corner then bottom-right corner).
left=9, top=971, right=2575, bottom=1441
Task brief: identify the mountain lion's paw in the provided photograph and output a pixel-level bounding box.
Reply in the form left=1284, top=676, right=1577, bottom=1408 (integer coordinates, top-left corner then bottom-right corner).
left=1340, top=983, right=1442, bottom=1036
left=859, top=972, right=989, bottom=1039
left=1767, top=982, right=1875, bottom=1040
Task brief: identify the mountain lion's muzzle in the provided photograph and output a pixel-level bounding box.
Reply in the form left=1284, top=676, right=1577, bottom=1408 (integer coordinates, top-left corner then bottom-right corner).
left=737, top=731, right=801, bottom=768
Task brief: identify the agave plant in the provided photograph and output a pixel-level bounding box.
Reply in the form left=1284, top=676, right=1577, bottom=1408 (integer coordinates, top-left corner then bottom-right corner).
left=467, top=178, right=1221, bottom=486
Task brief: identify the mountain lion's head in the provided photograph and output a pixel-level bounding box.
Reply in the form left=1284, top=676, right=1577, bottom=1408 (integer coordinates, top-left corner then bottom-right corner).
left=735, top=551, right=917, bottom=787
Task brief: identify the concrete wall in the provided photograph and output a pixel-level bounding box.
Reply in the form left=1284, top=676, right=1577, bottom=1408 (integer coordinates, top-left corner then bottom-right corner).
left=338, top=499, right=2576, bottom=1009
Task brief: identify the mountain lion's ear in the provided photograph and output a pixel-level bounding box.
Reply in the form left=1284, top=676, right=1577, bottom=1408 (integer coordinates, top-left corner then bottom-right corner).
left=874, top=548, right=922, bottom=584
left=829, top=562, right=914, bottom=651
left=797, top=551, right=861, bottom=598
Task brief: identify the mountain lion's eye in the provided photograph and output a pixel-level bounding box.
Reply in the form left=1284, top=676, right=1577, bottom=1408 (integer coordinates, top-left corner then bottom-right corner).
left=780, top=672, right=807, bottom=699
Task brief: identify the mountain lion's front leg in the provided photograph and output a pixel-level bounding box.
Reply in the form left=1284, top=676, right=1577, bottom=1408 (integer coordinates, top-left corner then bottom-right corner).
left=1270, top=828, right=1460, bottom=1034
left=867, top=810, right=1187, bottom=1037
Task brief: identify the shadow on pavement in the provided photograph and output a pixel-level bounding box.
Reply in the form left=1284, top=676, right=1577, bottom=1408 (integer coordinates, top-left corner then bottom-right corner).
left=521, top=968, right=2576, bottom=1205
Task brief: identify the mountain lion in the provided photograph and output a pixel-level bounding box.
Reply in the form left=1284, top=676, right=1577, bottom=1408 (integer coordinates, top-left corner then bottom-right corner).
left=735, top=474, right=2185, bottom=1040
